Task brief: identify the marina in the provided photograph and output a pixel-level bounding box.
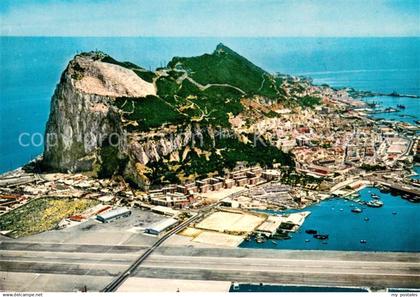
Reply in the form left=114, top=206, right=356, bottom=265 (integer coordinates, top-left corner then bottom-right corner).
left=240, top=186, right=420, bottom=252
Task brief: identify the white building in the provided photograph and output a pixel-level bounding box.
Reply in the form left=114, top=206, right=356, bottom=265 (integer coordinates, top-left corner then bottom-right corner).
left=144, top=218, right=178, bottom=235
left=96, top=207, right=131, bottom=223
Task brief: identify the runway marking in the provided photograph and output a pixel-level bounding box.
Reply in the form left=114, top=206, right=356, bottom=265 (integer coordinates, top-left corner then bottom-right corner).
left=142, top=260, right=420, bottom=274
left=0, top=241, right=148, bottom=248
left=138, top=264, right=420, bottom=277
left=0, top=259, right=129, bottom=267
left=0, top=250, right=140, bottom=258
left=3, top=256, right=418, bottom=275
left=147, top=254, right=420, bottom=266
left=145, top=258, right=420, bottom=269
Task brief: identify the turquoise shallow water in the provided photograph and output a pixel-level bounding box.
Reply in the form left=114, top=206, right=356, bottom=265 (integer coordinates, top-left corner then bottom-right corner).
left=240, top=186, right=420, bottom=252
left=0, top=37, right=419, bottom=173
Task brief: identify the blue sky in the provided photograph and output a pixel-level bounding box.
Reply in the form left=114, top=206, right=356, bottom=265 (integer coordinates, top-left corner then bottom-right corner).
left=1, top=0, right=419, bottom=36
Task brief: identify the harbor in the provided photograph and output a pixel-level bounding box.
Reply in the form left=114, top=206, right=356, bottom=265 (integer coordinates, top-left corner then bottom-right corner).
left=362, top=96, right=420, bottom=125
left=240, top=186, right=420, bottom=252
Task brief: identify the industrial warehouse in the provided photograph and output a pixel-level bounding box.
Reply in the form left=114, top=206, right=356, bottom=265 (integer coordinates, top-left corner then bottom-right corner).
left=96, top=207, right=132, bottom=223
left=144, top=218, right=179, bottom=235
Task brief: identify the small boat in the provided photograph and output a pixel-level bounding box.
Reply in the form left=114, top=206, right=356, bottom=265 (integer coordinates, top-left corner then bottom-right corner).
left=364, top=217, right=370, bottom=221
left=314, top=234, right=329, bottom=240
left=371, top=193, right=380, bottom=199
left=366, top=200, right=383, bottom=208
left=384, top=107, right=397, bottom=113
left=339, top=208, right=344, bottom=212
left=271, top=240, right=278, bottom=245
left=351, top=208, right=362, bottom=213
left=397, top=104, right=406, bottom=109
left=305, top=239, right=310, bottom=243
left=360, top=240, right=367, bottom=244
left=305, top=229, right=317, bottom=235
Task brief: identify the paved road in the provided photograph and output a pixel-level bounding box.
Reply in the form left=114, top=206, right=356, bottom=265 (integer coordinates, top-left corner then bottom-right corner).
left=1, top=241, right=419, bottom=291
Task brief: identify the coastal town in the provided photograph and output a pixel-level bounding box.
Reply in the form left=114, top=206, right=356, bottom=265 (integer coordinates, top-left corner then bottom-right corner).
left=1, top=79, right=418, bottom=248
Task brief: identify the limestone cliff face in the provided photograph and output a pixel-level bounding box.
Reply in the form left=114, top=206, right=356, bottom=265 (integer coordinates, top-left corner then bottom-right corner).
left=43, top=52, right=157, bottom=171
left=127, top=124, right=205, bottom=165
left=123, top=124, right=212, bottom=187
left=44, top=54, right=125, bottom=172
left=43, top=52, right=200, bottom=185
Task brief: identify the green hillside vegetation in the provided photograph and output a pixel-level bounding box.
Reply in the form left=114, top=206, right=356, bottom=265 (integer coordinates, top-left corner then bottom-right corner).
left=98, top=139, right=128, bottom=179
left=299, top=95, right=321, bottom=107
left=121, top=76, right=245, bottom=128
left=168, top=43, right=282, bottom=98
left=114, top=96, right=186, bottom=130
left=111, top=44, right=293, bottom=130
left=0, top=198, right=97, bottom=238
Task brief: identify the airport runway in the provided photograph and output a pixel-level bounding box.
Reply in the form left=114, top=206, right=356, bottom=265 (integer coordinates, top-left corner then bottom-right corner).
left=1, top=241, right=419, bottom=291
left=0, top=241, right=147, bottom=291
left=136, top=247, right=420, bottom=289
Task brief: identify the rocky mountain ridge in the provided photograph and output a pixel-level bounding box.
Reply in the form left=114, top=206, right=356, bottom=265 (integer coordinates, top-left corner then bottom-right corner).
left=43, top=44, right=325, bottom=189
